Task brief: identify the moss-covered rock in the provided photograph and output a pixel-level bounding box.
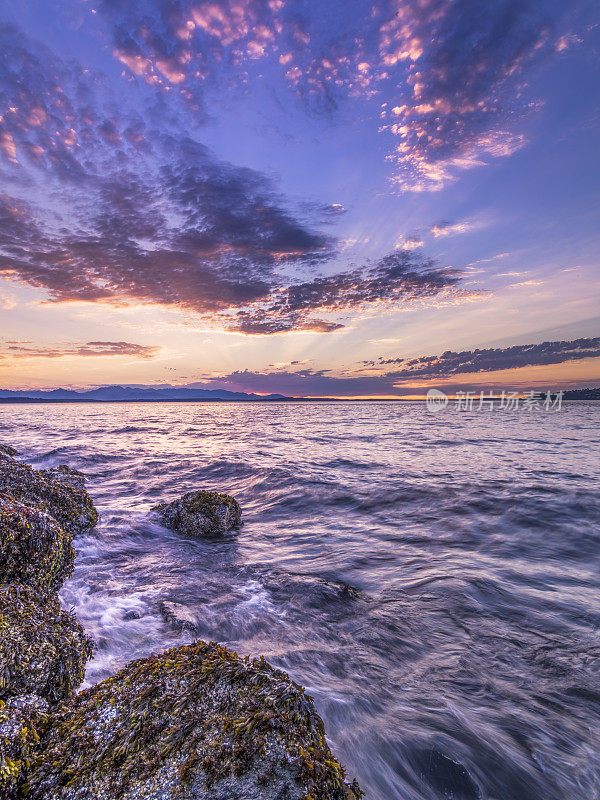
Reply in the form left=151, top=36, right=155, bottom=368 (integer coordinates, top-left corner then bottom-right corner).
left=0, top=585, right=93, bottom=704
left=0, top=458, right=98, bottom=536
left=0, top=496, right=75, bottom=594
left=0, top=694, right=48, bottom=800
left=29, top=640, right=362, bottom=800
left=153, top=490, right=242, bottom=538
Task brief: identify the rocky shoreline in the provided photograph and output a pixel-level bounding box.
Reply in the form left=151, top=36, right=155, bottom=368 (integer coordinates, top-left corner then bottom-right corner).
left=0, top=447, right=361, bottom=799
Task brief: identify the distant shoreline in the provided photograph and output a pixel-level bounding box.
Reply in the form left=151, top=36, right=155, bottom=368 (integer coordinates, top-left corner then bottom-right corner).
left=0, top=396, right=598, bottom=404
left=0, top=397, right=415, bottom=404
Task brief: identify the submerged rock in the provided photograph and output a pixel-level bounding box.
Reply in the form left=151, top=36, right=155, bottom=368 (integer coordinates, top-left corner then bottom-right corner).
left=0, top=457, right=98, bottom=536
left=0, top=496, right=75, bottom=594
left=0, top=585, right=93, bottom=704
left=29, top=641, right=362, bottom=800
left=159, top=599, right=199, bottom=631
left=154, top=490, right=242, bottom=538
left=0, top=694, right=49, bottom=800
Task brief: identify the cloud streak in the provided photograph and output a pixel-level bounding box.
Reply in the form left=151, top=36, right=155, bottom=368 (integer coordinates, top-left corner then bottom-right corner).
left=372, top=337, right=600, bottom=377
left=1, top=341, right=160, bottom=359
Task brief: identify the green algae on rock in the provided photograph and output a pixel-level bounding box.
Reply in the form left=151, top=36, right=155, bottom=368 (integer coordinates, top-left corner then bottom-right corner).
left=0, top=585, right=93, bottom=704
left=29, top=640, right=362, bottom=800
left=0, top=458, right=98, bottom=537
left=0, top=694, right=49, bottom=800
left=153, top=489, right=242, bottom=538
left=0, top=496, right=75, bottom=594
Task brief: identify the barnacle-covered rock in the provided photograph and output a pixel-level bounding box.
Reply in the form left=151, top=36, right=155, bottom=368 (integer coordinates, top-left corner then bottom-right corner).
left=0, top=694, right=48, bottom=800
left=0, top=585, right=93, bottom=704
left=0, top=496, right=75, bottom=594
left=0, top=457, right=97, bottom=536
left=153, top=490, right=242, bottom=538
left=29, top=641, right=362, bottom=800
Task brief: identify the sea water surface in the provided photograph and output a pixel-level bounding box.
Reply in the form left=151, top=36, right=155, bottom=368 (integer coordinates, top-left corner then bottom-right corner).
left=2, top=401, right=600, bottom=800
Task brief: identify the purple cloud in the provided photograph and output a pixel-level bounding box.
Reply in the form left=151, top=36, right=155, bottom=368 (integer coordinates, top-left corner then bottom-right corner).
left=1, top=341, right=160, bottom=359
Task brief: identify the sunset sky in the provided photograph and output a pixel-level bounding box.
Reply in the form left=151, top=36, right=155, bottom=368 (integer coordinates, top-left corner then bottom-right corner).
left=0, top=0, right=599, bottom=396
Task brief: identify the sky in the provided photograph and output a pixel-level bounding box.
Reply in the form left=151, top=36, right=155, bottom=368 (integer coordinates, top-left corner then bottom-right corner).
left=0, top=0, right=599, bottom=396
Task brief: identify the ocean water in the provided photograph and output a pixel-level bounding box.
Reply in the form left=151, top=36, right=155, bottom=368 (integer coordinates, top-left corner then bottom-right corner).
left=1, top=400, right=600, bottom=800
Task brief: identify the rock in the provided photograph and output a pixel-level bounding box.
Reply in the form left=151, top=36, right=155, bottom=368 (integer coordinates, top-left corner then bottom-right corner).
left=44, top=465, right=88, bottom=491
left=29, top=640, right=362, bottom=800
left=263, top=573, right=361, bottom=610
left=159, top=600, right=199, bottom=631
left=0, top=694, right=48, bottom=800
left=0, top=585, right=93, bottom=704
left=0, top=445, right=18, bottom=459
left=0, top=457, right=98, bottom=536
left=0, top=496, right=75, bottom=594
left=153, top=490, right=242, bottom=538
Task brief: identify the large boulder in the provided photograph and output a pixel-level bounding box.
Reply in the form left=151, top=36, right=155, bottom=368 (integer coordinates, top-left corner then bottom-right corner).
left=29, top=641, right=362, bottom=800
left=0, top=496, right=74, bottom=594
left=154, top=490, right=242, bottom=538
left=0, top=585, right=93, bottom=704
left=0, top=694, right=48, bottom=800
left=0, top=458, right=97, bottom=536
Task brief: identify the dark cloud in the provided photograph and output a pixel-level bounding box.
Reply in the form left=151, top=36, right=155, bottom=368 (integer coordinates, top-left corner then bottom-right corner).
left=216, top=249, right=478, bottom=333
left=0, top=27, right=335, bottom=318
left=224, top=314, right=345, bottom=335
left=376, top=338, right=600, bottom=377
left=3, top=341, right=160, bottom=359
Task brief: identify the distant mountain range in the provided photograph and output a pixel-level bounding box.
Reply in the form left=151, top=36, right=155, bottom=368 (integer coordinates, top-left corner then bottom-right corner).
left=1, top=385, right=597, bottom=403
left=0, top=385, right=289, bottom=402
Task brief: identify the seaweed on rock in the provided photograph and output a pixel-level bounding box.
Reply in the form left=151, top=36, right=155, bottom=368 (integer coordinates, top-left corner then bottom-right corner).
left=153, top=490, right=242, bottom=538
left=28, top=640, right=362, bottom=800
left=0, top=496, right=75, bottom=594
left=0, top=694, right=49, bottom=800
left=0, top=585, right=93, bottom=704
left=0, top=458, right=98, bottom=537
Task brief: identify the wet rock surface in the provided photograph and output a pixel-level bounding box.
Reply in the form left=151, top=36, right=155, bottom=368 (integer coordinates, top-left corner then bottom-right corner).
left=29, top=641, right=361, bottom=800
left=154, top=489, right=242, bottom=538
